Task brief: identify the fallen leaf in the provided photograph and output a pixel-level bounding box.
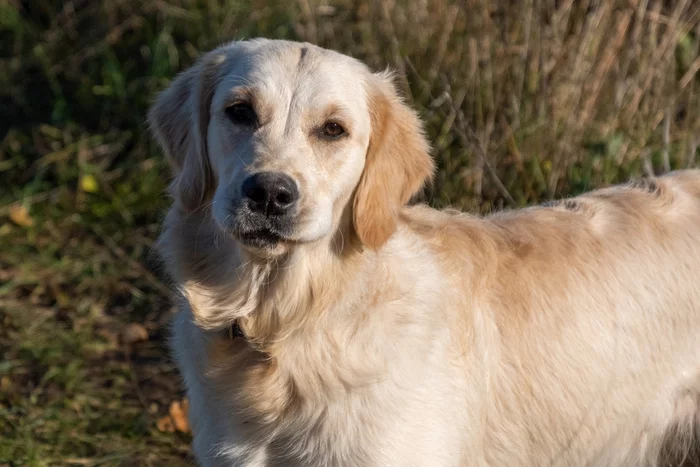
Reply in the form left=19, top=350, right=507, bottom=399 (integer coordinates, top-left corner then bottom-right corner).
left=9, top=205, right=34, bottom=227
left=80, top=174, right=99, bottom=193
left=120, top=323, right=148, bottom=345
left=169, top=399, right=190, bottom=433
left=156, top=415, right=175, bottom=433
left=0, top=376, right=11, bottom=392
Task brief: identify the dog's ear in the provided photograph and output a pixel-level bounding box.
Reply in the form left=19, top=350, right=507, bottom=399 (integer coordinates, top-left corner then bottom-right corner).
left=148, top=52, right=226, bottom=211
left=353, top=71, right=435, bottom=249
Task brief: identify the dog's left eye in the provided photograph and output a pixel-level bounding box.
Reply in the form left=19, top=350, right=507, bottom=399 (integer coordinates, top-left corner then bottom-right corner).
left=321, top=122, right=345, bottom=139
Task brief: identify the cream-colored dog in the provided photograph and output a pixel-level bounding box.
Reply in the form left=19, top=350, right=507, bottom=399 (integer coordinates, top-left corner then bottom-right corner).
left=149, top=39, right=700, bottom=466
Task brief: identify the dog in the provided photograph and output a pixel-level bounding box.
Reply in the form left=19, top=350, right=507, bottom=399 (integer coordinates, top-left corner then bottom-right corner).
left=149, top=38, right=700, bottom=466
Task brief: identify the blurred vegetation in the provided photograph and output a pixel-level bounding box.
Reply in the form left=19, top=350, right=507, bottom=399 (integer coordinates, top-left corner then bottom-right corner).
left=1, top=0, right=700, bottom=465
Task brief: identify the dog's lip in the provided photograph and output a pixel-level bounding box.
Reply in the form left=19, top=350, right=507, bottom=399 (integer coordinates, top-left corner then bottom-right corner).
left=235, top=228, right=286, bottom=246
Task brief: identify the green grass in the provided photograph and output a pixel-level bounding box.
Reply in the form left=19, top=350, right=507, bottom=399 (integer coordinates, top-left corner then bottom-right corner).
left=1, top=0, right=700, bottom=465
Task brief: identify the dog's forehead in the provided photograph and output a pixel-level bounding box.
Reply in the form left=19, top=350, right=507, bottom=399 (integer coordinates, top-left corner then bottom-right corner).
left=219, top=41, right=368, bottom=104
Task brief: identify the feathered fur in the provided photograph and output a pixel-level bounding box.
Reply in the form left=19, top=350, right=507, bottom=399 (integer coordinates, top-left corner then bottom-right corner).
left=150, top=39, right=700, bottom=467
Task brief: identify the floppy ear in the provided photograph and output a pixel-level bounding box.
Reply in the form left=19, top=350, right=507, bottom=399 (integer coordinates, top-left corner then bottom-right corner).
left=353, top=71, right=435, bottom=249
left=148, top=52, right=225, bottom=211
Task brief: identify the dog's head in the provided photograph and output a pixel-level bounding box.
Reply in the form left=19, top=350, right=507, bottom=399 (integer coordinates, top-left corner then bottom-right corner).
left=150, top=39, right=433, bottom=256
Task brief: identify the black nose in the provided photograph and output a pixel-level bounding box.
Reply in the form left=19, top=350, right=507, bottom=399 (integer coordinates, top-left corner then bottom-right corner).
left=241, top=172, right=299, bottom=216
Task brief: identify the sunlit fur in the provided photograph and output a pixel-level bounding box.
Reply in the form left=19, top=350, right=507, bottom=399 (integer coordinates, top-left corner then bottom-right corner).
left=150, top=39, right=700, bottom=466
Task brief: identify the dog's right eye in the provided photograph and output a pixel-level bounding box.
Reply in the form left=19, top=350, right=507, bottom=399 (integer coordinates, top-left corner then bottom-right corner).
left=225, top=103, right=257, bottom=126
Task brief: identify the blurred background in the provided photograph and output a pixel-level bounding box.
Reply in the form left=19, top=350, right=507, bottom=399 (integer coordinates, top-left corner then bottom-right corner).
left=1, top=0, right=700, bottom=465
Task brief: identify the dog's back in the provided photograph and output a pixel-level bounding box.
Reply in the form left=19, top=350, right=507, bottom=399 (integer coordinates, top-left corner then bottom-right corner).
left=462, top=171, right=700, bottom=466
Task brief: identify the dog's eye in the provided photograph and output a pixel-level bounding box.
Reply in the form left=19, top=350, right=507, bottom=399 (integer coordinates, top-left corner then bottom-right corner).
left=321, top=122, right=345, bottom=139
left=225, top=103, right=257, bottom=126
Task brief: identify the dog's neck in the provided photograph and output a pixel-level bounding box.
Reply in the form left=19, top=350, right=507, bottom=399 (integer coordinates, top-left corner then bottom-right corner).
left=162, top=206, right=376, bottom=347
left=234, top=235, right=370, bottom=347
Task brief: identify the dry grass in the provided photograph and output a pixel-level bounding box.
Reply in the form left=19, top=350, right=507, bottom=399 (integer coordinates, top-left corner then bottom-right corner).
left=1, top=0, right=700, bottom=465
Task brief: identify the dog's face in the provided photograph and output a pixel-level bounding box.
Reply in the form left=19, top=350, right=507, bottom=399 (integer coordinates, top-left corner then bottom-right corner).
left=150, top=39, right=434, bottom=255
left=206, top=41, right=373, bottom=252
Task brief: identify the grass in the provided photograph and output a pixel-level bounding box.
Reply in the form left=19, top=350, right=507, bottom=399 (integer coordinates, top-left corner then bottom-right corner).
left=1, top=0, right=700, bottom=465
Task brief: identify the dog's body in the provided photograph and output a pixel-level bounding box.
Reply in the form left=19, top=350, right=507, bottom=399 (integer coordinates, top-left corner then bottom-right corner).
left=150, top=39, right=700, bottom=466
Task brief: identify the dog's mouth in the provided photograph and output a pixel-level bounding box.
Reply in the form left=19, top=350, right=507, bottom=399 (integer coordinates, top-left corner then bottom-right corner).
left=236, top=228, right=285, bottom=248
left=218, top=204, right=297, bottom=251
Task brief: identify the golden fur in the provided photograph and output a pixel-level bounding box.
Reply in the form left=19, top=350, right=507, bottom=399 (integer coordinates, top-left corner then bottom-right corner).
left=150, top=39, right=700, bottom=466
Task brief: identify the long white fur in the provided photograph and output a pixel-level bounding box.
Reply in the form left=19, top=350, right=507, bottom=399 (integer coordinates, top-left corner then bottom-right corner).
left=150, top=39, right=700, bottom=467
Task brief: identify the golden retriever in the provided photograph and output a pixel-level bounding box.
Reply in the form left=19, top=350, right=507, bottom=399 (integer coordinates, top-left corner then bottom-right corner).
left=149, top=39, right=700, bottom=466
